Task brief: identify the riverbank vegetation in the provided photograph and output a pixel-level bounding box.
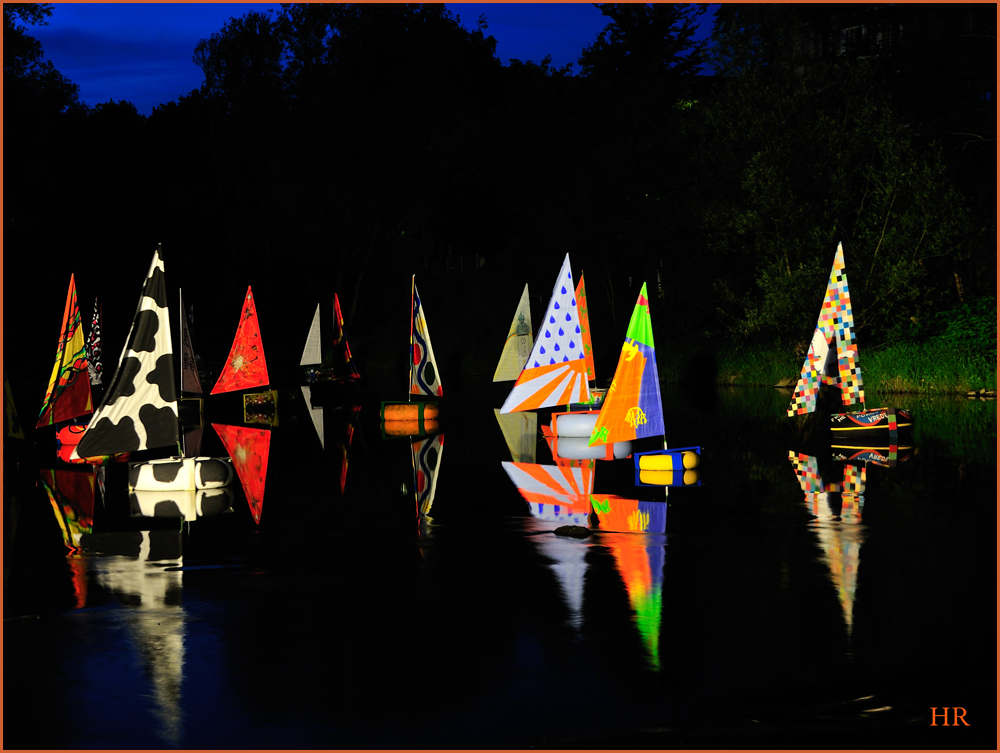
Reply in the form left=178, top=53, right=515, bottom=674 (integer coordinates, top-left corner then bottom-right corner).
left=5, top=4, right=995, bottom=406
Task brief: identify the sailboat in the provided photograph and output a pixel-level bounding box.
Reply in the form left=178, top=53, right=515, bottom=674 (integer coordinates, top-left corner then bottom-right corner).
left=500, top=254, right=591, bottom=413
left=381, top=275, right=442, bottom=427
left=787, top=243, right=913, bottom=444
left=212, top=285, right=278, bottom=425
left=73, top=246, right=233, bottom=492
left=574, top=271, right=605, bottom=407
left=584, top=282, right=701, bottom=476
left=301, top=294, right=362, bottom=384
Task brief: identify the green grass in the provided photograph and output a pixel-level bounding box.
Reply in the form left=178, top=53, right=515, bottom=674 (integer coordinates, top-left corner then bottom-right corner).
left=698, top=340, right=996, bottom=394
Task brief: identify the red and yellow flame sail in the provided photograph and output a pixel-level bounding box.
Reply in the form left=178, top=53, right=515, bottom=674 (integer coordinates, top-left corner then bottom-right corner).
left=38, top=275, right=93, bottom=428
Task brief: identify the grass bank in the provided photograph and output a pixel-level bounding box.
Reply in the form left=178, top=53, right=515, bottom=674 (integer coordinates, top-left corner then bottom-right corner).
left=664, top=339, right=997, bottom=395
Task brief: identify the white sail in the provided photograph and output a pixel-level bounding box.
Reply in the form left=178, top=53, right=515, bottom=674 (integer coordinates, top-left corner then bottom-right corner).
left=493, top=284, right=534, bottom=382
left=301, top=304, right=322, bottom=366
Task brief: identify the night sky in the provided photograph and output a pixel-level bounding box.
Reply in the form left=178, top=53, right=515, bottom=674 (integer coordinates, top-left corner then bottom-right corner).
left=29, top=3, right=718, bottom=116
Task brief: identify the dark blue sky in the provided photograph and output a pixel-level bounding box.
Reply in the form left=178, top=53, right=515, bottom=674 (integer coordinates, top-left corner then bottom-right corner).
left=31, top=3, right=716, bottom=117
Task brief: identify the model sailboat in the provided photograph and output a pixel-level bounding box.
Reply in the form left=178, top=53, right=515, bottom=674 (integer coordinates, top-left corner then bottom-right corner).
left=302, top=294, right=361, bottom=384
left=381, top=275, right=442, bottom=427
left=500, top=254, right=591, bottom=413
left=787, top=243, right=912, bottom=445
left=586, top=282, right=701, bottom=481
left=74, top=246, right=233, bottom=492
left=212, top=286, right=277, bottom=424
left=38, top=275, right=93, bottom=430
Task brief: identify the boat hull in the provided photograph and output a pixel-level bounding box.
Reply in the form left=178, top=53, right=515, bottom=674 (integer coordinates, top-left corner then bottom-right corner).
left=129, top=456, right=234, bottom=492
left=829, top=407, right=913, bottom=446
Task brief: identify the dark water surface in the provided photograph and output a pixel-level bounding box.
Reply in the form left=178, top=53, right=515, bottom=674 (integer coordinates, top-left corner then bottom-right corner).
left=4, top=385, right=995, bottom=749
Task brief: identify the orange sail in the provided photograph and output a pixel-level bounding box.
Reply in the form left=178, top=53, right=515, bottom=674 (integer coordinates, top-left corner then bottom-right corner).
left=212, top=423, right=271, bottom=524
left=38, top=275, right=93, bottom=428
left=211, top=286, right=269, bottom=394
left=575, top=273, right=595, bottom=383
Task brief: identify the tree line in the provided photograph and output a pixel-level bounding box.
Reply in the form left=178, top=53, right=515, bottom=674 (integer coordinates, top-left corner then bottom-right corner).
left=5, top=3, right=995, bottom=395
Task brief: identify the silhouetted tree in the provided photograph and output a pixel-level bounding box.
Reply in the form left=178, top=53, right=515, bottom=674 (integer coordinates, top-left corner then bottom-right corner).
left=578, top=3, right=707, bottom=83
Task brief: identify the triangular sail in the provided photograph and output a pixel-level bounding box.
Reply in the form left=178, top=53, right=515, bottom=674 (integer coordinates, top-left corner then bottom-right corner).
left=76, top=249, right=179, bottom=458
left=300, top=385, right=325, bottom=448
left=788, top=243, right=865, bottom=416
left=37, top=274, right=93, bottom=428
left=575, top=273, right=596, bottom=383
left=588, top=283, right=664, bottom=446
left=179, top=289, right=203, bottom=395
left=600, top=531, right=665, bottom=670
left=410, top=277, right=443, bottom=397
left=412, top=432, right=444, bottom=515
left=301, top=304, right=322, bottom=366
left=212, top=423, right=270, bottom=524
left=87, top=296, right=103, bottom=386
left=500, top=254, right=591, bottom=413
left=332, top=294, right=361, bottom=380
left=493, top=284, right=534, bottom=382
left=212, top=286, right=270, bottom=395
left=501, top=460, right=594, bottom=525
left=494, top=409, right=537, bottom=463
left=4, top=372, right=25, bottom=440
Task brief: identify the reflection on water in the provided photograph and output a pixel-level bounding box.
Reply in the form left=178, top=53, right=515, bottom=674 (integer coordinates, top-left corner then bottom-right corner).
left=84, top=531, right=187, bottom=748
left=213, top=423, right=270, bottom=523
left=789, top=451, right=866, bottom=633
left=502, top=460, right=593, bottom=525
left=601, top=532, right=666, bottom=671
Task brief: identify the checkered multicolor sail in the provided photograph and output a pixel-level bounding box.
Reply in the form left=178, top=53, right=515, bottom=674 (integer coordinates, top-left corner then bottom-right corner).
left=787, top=243, right=864, bottom=416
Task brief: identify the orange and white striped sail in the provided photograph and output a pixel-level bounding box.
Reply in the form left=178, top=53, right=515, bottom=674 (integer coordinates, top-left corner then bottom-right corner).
left=501, top=460, right=594, bottom=522
left=499, top=254, right=590, bottom=413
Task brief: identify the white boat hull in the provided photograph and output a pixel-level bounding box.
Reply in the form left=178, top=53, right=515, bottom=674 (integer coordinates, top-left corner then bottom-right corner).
left=129, top=456, right=234, bottom=492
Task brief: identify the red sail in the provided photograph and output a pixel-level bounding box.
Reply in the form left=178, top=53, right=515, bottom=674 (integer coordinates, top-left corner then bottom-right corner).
left=38, top=275, right=93, bottom=428
left=212, top=423, right=270, bottom=524
left=211, top=286, right=269, bottom=394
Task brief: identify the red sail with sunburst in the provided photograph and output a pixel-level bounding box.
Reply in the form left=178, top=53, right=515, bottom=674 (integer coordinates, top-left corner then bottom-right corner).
left=211, top=286, right=269, bottom=394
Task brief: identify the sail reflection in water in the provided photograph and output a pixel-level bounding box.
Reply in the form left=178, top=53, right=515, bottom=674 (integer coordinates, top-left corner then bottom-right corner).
left=213, top=423, right=271, bottom=524
left=494, top=409, right=537, bottom=463
left=412, top=432, right=444, bottom=516
left=789, top=451, right=866, bottom=632
left=82, top=530, right=188, bottom=747
left=38, top=467, right=95, bottom=608
left=502, top=461, right=594, bottom=525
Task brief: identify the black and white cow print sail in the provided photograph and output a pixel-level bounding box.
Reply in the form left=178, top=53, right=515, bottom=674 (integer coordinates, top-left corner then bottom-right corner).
left=76, top=248, right=179, bottom=458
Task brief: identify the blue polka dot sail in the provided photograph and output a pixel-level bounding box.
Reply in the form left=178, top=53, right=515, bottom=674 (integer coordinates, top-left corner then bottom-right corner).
left=500, top=253, right=592, bottom=413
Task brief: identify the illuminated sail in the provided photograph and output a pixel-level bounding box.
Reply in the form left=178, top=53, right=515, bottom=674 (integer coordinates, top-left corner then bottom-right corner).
left=4, top=372, right=25, bottom=440
left=412, top=432, right=444, bottom=515
left=500, top=254, right=590, bottom=413
left=588, top=283, right=664, bottom=446
left=213, top=423, right=271, bottom=524
left=575, top=273, right=595, bottom=383
left=302, top=295, right=361, bottom=381
left=788, top=243, right=864, bottom=416
left=37, top=274, right=93, bottom=428
left=211, top=286, right=269, bottom=395
left=39, top=467, right=95, bottom=555
left=76, top=249, right=179, bottom=458
left=179, top=289, right=203, bottom=395
left=493, top=284, right=534, bottom=382
left=590, top=494, right=666, bottom=534
left=410, top=277, right=443, bottom=397
left=87, top=296, right=103, bottom=386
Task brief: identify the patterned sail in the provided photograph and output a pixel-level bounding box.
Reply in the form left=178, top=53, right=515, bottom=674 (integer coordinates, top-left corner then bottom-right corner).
left=87, top=297, right=103, bottom=386
left=412, top=432, right=444, bottom=515
left=588, top=283, right=664, bottom=446
left=410, top=277, right=443, bottom=397
left=500, top=254, right=591, bottom=413
left=788, top=243, right=864, bottom=416
left=76, top=249, right=179, bottom=458
left=332, top=294, right=361, bottom=380
left=212, top=286, right=269, bottom=394
left=575, top=273, right=596, bottom=383
left=213, top=423, right=270, bottom=524
left=39, top=467, right=95, bottom=555
left=493, top=284, right=534, bottom=382
left=37, top=275, right=93, bottom=428
left=179, top=289, right=203, bottom=395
